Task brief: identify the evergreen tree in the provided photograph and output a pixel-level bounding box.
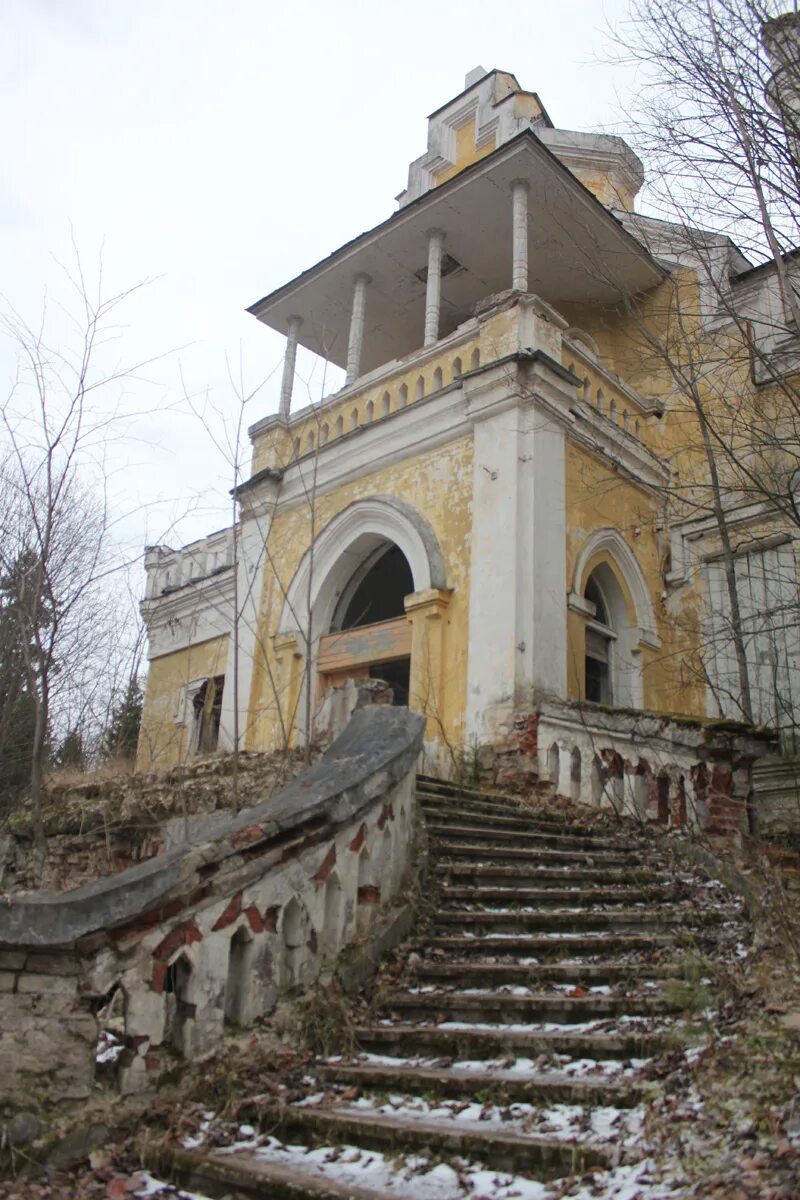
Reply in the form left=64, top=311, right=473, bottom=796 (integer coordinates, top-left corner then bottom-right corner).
left=52, top=726, right=86, bottom=772
left=0, top=552, right=46, bottom=810
left=102, top=676, right=143, bottom=760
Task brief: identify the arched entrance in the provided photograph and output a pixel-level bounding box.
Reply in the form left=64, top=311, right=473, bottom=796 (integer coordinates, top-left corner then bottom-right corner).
left=319, top=540, right=414, bottom=705
left=277, top=497, right=451, bottom=741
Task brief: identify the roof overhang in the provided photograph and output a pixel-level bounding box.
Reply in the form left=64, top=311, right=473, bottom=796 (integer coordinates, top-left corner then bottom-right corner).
left=248, top=131, right=666, bottom=376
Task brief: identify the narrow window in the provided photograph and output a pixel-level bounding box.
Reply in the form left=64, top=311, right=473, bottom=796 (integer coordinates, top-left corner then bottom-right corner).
left=433, top=366, right=443, bottom=391
left=415, top=376, right=424, bottom=401
left=381, top=391, right=391, bottom=416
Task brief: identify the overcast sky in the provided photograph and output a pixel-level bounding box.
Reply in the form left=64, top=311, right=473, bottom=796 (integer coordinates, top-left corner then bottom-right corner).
left=1, top=0, right=639, bottom=576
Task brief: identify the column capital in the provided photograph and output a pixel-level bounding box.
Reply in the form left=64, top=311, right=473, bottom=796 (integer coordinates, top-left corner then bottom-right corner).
left=404, top=587, right=453, bottom=619
left=353, top=271, right=372, bottom=286
left=425, top=226, right=446, bottom=242
left=510, top=177, right=530, bottom=193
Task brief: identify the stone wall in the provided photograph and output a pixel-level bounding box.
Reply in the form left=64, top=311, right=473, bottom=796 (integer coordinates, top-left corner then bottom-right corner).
left=752, top=756, right=800, bottom=841
left=532, top=698, right=776, bottom=836
left=0, top=707, right=424, bottom=1116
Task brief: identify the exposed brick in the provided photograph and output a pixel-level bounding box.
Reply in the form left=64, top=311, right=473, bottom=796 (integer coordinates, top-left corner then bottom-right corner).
left=311, top=843, right=337, bottom=885
left=262, top=905, right=281, bottom=933
left=0, top=952, right=26, bottom=971
left=212, top=891, right=243, bottom=931
left=151, top=961, right=167, bottom=994
left=377, top=803, right=395, bottom=830
left=349, top=823, right=367, bottom=853
left=231, top=823, right=264, bottom=849
left=153, top=921, right=202, bottom=963
left=357, top=884, right=381, bottom=905
left=75, top=931, right=109, bottom=957
left=244, top=905, right=265, bottom=933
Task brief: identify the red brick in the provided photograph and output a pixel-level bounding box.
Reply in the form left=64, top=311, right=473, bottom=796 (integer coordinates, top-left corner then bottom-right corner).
left=262, top=905, right=281, bottom=933
left=349, top=823, right=367, bottom=853
left=231, top=823, right=264, bottom=849
left=244, top=905, right=265, bottom=933
left=212, top=891, right=243, bottom=931
left=377, top=803, right=395, bottom=830
left=357, top=884, right=381, bottom=905
left=312, top=843, right=337, bottom=885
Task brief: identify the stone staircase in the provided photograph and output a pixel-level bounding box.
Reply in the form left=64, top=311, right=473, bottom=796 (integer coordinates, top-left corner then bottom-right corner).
left=159, top=775, right=742, bottom=1199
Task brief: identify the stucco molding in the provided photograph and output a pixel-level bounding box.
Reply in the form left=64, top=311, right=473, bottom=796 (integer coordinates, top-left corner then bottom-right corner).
left=572, top=527, right=661, bottom=650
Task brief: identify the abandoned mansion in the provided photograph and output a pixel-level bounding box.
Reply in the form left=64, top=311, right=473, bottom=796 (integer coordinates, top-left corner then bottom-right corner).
left=137, top=64, right=800, bottom=820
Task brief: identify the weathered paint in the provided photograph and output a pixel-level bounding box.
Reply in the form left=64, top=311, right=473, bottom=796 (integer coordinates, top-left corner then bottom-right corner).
left=136, top=635, right=229, bottom=771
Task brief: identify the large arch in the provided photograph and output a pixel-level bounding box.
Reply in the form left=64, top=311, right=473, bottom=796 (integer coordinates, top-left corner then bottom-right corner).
left=278, top=496, right=447, bottom=637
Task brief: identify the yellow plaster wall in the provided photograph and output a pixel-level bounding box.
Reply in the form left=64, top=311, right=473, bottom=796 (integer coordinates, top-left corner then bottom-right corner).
left=247, top=437, right=475, bottom=754
left=433, top=120, right=495, bottom=187
left=136, top=635, right=229, bottom=771
left=565, top=443, right=705, bottom=717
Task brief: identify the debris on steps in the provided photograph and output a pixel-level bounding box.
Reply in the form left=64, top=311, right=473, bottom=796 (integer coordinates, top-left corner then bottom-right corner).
left=141, top=774, right=766, bottom=1200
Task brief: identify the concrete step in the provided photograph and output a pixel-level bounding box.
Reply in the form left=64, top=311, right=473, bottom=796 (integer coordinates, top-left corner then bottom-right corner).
left=312, top=1059, right=643, bottom=1107
left=437, top=884, right=678, bottom=906
left=431, top=907, right=720, bottom=934
left=434, top=861, right=660, bottom=886
left=381, top=989, right=680, bottom=1024
left=432, top=839, right=634, bottom=866
left=426, top=823, right=635, bottom=857
left=427, top=932, right=677, bottom=957
left=268, top=1102, right=614, bottom=1178
left=413, top=959, right=687, bottom=988
left=424, top=814, right=631, bottom=851
left=353, top=1021, right=670, bottom=1061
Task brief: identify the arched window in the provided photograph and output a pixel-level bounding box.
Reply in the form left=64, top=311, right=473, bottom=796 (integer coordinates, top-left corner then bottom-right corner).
left=470, top=347, right=480, bottom=371
left=609, top=398, right=617, bottom=423
left=332, top=543, right=414, bottom=632
left=381, top=391, right=391, bottom=416
left=623, top=410, right=630, bottom=431
left=320, top=423, right=329, bottom=445
left=452, top=356, right=462, bottom=377
left=635, top=418, right=641, bottom=438
left=399, top=383, right=408, bottom=407
left=584, top=572, right=614, bottom=704
left=350, top=408, right=359, bottom=430
left=433, top=366, right=443, bottom=391
left=415, top=376, right=425, bottom=401
left=306, top=430, right=315, bottom=452
left=334, top=414, right=344, bottom=437
left=293, top=437, right=301, bottom=458
left=597, top=387, right=604, bottom=412
left=366, top=399, right=374, bottom=422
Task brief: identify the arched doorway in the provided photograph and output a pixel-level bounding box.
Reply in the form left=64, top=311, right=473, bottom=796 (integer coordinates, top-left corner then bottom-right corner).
left=319, top=540, right=413, bottom=705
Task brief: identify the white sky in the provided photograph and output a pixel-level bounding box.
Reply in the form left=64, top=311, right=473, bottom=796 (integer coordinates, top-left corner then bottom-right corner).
left=1, top=0, right=640, bottom=581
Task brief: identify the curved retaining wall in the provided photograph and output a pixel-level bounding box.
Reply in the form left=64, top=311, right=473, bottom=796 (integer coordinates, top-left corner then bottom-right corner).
left=0, top=707, right=425, bottom=1112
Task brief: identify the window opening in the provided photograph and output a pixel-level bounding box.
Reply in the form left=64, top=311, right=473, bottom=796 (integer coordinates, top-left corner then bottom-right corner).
left=192, top=675, right=224, bottom=754
left=335, top=544, right=414, bottom=631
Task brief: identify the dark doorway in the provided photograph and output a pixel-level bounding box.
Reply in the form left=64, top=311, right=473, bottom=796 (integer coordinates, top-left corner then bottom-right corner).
left=370, top=657, right=411, bottom=706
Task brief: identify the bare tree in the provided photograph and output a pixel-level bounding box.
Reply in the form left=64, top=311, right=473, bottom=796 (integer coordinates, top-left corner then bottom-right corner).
left=0, top=257, right=161, bottom=868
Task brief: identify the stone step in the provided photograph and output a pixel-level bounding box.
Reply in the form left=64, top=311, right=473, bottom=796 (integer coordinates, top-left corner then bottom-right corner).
left=413, top=959, right=687, bottom=987
left=427, top=823, right=635, bottom=856
left=149, top=1144, right=396, bottom=1200
left=427, top=932, right=677, bottom=957
left=437, top=885, right=678, bottom=906
left=423, top=814, right=630, bottom=851
left=353, top=1021, right=669, bottom=1061
left=434, top=861, right=659, bottom=886
left=381, top=989, right=679, bottom=1023
left=419, top=797, right=610, bottom=837
left=432, top=839, right=634, bottom=866
left=432, top=907, right=719, bottom=934
left=269, top=1102, right=614, bottom=1179
left=312, top=1060, right=643, bottom=1107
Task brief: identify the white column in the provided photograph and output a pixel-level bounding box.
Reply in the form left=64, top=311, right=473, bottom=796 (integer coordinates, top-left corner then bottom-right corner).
left=424, top=228, right=445, bottom=347
left=511, top=179, right=529, bottom=292
left=279, top=315, right=303, bottom=420
left=345, top=273, right=370, bottom=385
